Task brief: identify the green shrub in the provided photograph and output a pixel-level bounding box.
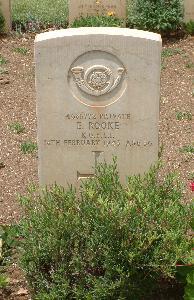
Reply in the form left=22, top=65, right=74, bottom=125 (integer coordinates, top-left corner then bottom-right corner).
left=0, top=225, right=20, bottom=294
left=19, top=161, right=192, bottom=299
left=128, top=0, right=184, bottom=34
left=184, top=270, right=194, bottom=300
left=0, top=225, right=21, bottom=266
left=71, top=16, right=125, bottom=28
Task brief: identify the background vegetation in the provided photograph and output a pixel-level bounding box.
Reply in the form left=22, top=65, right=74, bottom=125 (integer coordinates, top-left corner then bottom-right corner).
left=0, top=1, right=5, bottom=32
left=11, top=0, right=185, bottom=34
left=12, top=0, right=68, bottom=30
left=128, top=0, right=184, bottom=33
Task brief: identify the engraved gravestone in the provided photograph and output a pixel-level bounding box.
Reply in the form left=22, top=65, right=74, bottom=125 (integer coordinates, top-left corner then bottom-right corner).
left=35, top=28, right=162, bottom=187
left=69, top=0, right=127, bottom=25
left=1, top=0, right=11, bottom=32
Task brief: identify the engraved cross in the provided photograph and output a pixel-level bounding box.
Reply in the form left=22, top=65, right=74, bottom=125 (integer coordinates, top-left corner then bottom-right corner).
left=77, top=151, right=104, bottom=181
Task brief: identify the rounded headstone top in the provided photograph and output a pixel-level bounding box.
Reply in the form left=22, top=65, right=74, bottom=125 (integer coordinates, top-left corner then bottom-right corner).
left=35, top=28, right=162, bottom=43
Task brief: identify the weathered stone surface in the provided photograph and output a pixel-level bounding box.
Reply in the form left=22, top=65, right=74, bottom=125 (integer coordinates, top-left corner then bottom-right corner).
left=35, top=28, right=162, bottom=187
left=0, top=0, right=11, bottom=32
left=184, top=0, right=194, bottom=22
left=68, top=0, right=127, bottom=24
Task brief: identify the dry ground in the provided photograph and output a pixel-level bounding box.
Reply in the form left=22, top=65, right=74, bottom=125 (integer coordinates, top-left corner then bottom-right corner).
left=0, top=33, right=193, bottom=299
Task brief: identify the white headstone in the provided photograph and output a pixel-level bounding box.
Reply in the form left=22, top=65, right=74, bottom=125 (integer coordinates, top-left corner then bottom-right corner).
left=0, top=0, right=11, bottom=32
left=69, top=0, right=127, bottom=25
left=184, top=0, right=194, bottom=22
left=35, top=28, right=162, bottom=187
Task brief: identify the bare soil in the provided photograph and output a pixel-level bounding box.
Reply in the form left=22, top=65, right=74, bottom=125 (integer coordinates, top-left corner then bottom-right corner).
left=0, top=33, right=193, bottom=299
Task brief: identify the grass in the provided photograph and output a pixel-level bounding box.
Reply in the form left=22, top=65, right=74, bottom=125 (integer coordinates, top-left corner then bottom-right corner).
left=180, top=145, right=194, bottom=154
left=185, top=62, right=194, bottom=69
left=0, top=274, right=9, bottom=289
left=188, top=172, right=194, bottom=181
left=176, top=111, right=192, bottom=121
left=12, top=0, right=69, bottom=29
left=161, top=48, right=183, bottom=70
left=161, top=63, right=167, bottom=70
left=13, top=47, right=28, bottom=55
left=162, top=48, right=182, bottom=58
left=0, top=55, right=7, bottom=66
left=20, top=141, right=37, bottom=154
left=0, top=67, right=8, bottom=75
left=9, top=122, right=25, bottom=134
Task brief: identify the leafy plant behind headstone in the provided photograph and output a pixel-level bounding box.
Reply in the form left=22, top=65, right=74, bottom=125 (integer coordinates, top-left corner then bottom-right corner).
left=71, top=15, right=124, bottom=28
left=185, top=21, right=194, bottom=35
left=128, top=0, right=184, bottom=34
